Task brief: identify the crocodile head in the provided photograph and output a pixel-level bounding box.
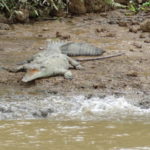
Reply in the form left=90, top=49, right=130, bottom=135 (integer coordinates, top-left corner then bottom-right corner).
left=22, top=67, right=48, bottom=82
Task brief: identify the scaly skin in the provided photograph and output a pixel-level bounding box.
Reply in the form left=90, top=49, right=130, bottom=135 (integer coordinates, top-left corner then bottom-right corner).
left=46, top=40, right=105, bottom=56
left=60, top=42, right=105, bottom=56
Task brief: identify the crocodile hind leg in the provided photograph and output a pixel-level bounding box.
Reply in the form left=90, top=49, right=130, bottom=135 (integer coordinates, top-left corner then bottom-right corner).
left=67, top=56, right=84, bottom=70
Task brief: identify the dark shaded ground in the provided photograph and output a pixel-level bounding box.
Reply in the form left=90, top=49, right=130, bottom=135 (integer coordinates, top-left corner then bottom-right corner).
left=0, top=9, right=150, bottom=107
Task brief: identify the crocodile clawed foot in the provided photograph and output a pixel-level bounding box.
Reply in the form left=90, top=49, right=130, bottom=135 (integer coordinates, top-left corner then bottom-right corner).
left=76, top=65, right=84, bottom=70
left=64, top=71, right=73, bottom=80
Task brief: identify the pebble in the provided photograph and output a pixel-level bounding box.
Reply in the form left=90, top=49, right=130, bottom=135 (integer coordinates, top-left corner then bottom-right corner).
left=42, top=28, right=49, bottom=31
left=129, top=26, right=139, bottom=33
left=144, top=39, right=150, bottom=43
left=0, top=23, right=10, bottom=30
left=133, top=42, right=142, bottom=49
left=139, top=33, right=146, bottom=38
left=39, top=47, right=44, bottom=50
left=126, top=72, right=138, bottom=77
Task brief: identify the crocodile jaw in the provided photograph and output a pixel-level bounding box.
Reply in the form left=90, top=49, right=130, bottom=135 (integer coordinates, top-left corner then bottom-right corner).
left=22, top=69, right=46, bottom=82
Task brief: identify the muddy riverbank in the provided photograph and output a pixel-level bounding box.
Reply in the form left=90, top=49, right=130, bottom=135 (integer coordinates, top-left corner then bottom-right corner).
left=0, top=9, right=150, bottom=106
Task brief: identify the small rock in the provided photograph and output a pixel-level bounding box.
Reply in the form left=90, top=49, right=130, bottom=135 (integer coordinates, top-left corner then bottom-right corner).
left=38, top=34, right=43, bottom=37
left=0, top=23, right=10, bottom=30
left=129, top=26, right=139, bottom=33
left=129, top=49, right=134, bottom=52
left=0, top=31, right=7, bottom=36
left=118, top=21, right=128, bottom=27
left=133, top=42, right=142, bottom=49
left=32, top=111, right=41, bottom=117
left=14, top=9, right=29, bottom=23
left=138, top=101, right=150, bottom=109
left=85, top=93, right=93, bottom=99
left=131, top=19, right=139, bottom=25
left=83, top=17, right=92, bottom=21
left=39, top=47, right=44, bottom=50
left=108, top=20, right=117, bottom=25
left=40, top=110, right=48, bottom=118
left=0, top=106, right=13, bottom=113
left=68, top=0, right=86, bottom=15
left=105, top=33, right=116, bottom=37
left=137, top=0, right=143, bottom=3
left=139, top=33, right=146, bottom=38
left=0, top=14, right=8, bottom=23
left=85, top=0, right=109, bottom=13
left=61, top=35, right=71, bottom=40
left=56, top=32, right=71, bottom=40
left=100, top=13, right=107, bottom=17
left=144, top=39, right=150, bottom=43
left=56, top=31, right=61, bottom=38
left=0, top=107, right=5, bottom=112
left=126, top=71, right=138, bottom=77
left=93, top=83, right=106, bottom=89
left=95, top=28, right=107, bottom=33
left=32, top=108, right=53, bottom=118
left=42, top=28, right=49, bottom=31
left=140, top=19, right=150, bottom=32
left=47, top=90, right=58, bottom=95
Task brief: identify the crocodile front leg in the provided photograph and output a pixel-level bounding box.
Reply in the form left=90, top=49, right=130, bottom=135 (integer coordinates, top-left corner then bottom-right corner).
left=67, top=56, right=84, bottom=70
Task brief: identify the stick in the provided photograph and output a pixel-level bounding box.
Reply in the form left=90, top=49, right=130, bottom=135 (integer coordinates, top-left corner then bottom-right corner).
left=76, top=53, right=125, bottom=61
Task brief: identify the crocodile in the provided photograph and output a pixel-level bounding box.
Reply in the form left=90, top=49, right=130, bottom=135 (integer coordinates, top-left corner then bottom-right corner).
left=2, top=40, right=124, bottom=82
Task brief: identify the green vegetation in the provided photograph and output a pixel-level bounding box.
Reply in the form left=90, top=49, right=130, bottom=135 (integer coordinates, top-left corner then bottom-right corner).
left=0, top=0, right=149, bottom=21
left=0, top=0, right=68, bottom=18
left=128, top=0, right=150, bottom=13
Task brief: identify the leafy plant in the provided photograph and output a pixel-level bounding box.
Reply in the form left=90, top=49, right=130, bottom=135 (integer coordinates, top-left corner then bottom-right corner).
left=128, top=0, right=138, bottom=12
left=128, top=0, right=150, bottom=13
left=0, top=0, right=69, bottom=18
left=140, top=0, right=150, bottom=11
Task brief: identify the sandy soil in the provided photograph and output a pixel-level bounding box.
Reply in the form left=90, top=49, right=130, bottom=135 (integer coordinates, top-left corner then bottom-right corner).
left=0, top=9, right=150, bottom=103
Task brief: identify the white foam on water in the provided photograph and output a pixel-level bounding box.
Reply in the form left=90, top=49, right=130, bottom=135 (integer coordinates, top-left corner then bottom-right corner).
left=0, top=95, right=150, bottom=120
left=46, top=95, right=150, bottom=120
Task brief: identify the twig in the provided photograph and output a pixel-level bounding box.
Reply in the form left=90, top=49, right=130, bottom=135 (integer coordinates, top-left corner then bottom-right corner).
left=76, top=53, right=125, bottom=61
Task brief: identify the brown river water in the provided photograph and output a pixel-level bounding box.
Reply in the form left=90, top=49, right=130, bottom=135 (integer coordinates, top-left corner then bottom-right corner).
left=0, top=120, right=150, bottom=150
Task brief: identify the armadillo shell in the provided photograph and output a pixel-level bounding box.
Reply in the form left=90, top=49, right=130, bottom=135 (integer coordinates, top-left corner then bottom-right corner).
left=60, top=42, right=105, bottom=56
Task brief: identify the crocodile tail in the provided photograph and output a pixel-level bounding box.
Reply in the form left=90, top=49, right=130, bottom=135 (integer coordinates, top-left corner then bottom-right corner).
left=60, top=42, right=105, bottom=56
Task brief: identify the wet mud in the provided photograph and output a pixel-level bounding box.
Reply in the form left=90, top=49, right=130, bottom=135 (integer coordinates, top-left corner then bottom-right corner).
left=0, top=9, right=150, bottom=110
